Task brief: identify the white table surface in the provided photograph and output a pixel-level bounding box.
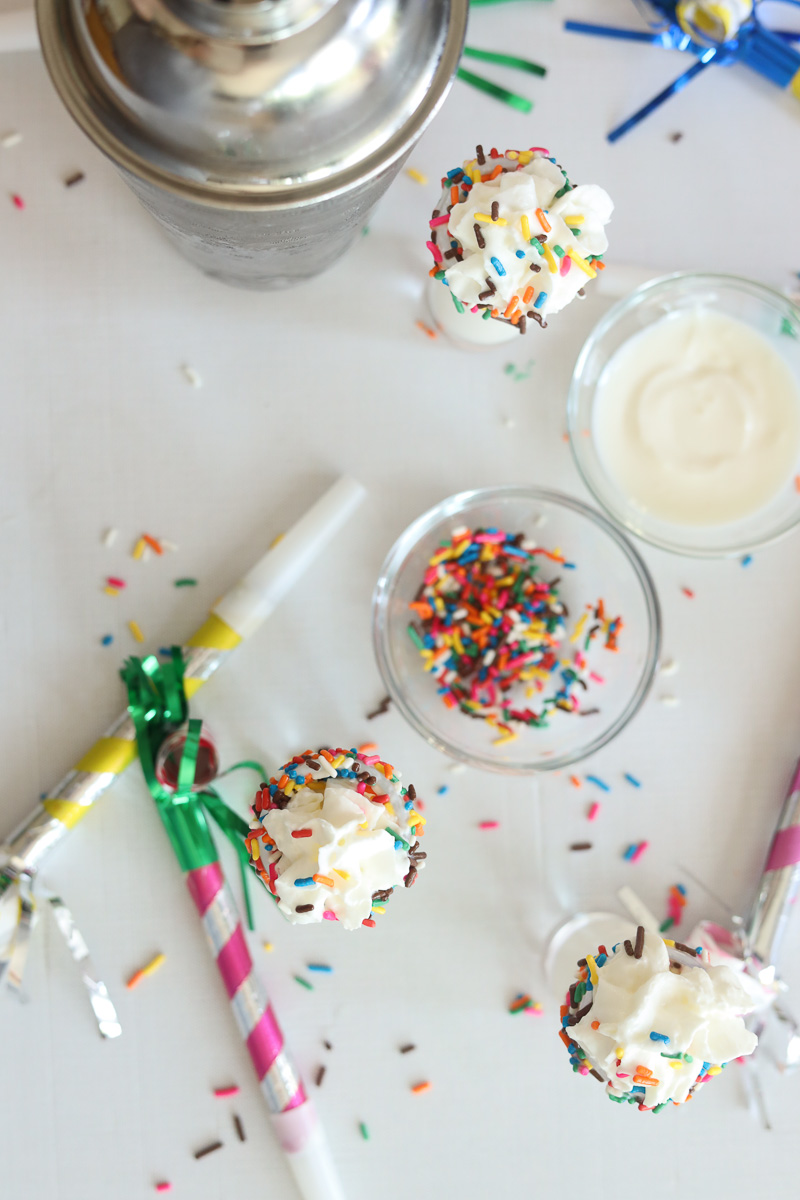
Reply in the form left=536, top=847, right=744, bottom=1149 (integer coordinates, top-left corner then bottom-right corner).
left=3, top=1, right=800, bottom=1196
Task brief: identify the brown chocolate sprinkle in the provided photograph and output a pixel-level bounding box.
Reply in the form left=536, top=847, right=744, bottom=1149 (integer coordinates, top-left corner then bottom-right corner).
left=478, top=289, right=494, bottom=301
left=577, top=288, right=586, bottom=297
left=570, top=842, right=593, bottom=851
left=623, top=940, right=634, bottom=956
left=590, top=1069, right=605, bottom=1082
left=673, top=942, right=699, bottom=957
left=315, top=1065, right=326, bottom=1087
left=528, top=311, right=547, bottom=328
left=491, top=200, right=499, bottom=222
left=406, top=784, right=416, bottom=801
left=485, top=276, right=496, bottom=295
left=404, top=864, right=418, bottom=888
left=578, top=708, right=600, bottom=717
left=518, top=316, right=527, bottom=335
left=296, top=904, right=314, bottom=913
left=366, top=696, right=392, bottom=720
left=474, top=223, right=486, bottom=250
left=304, top=757, right=321, bottom=770
left=444, top=248, right=461, bottom=260
left=669, top=132, right=684, bottom=143
left=64, top=171, right=85, bottom=188
left=634, top=925, right=645, bottom=959
left=476, top=144, right=486, bottom=166
left=194, top=1141, right=223, bottom=1160
left=400, top=1043, right=416, bottom=1054
left=577, top=958, right=587, bottom=968
left=529, top=262, right=541, bottom=272
left=323, top=1040, right=333, bottom=1051
left=233, top=1115, right=246, bottom=1142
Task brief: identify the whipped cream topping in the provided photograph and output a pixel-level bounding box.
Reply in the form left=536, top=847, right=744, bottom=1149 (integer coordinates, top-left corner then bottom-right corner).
left=246, top=747, right=425, bottom=930
left=428, top=147, right=612, bottom=333
left=562, top=930, right=757, bottom=1110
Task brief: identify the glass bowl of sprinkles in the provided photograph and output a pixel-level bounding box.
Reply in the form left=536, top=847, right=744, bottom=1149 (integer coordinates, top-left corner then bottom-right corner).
left=372, top=487, right=661, bottom=774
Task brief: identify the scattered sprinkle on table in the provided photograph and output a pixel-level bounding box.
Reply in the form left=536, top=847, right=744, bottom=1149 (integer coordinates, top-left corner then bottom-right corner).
left=366, top=696, right=392, bottom=720
left=509, top=993, right=535, bottom=1014
left=479, top=820, right=499, bottom=829
left=740, top=554, right=753, bottom=567
left=623, top=841, right=649, bottom=862
left=570, top=842, right=592, bottom=852
left=587, top=801, right=600, bottom=821
left=213, top=1085, right=240, bottom=1098
left=175, top=578, right=198, bottom=587
left=659, top=658, right=679, bottom=675
left=406, top=167, right=428, bottom=184
left=436, top=785, right=448, bottom=795
left=399, top=1043, right=416, bottom=1054
left=107, top=576, right=126, bottom=589
left=624, top=773, right=641, bottom=788
left=415, top=319, right=438, bottom=339
left=127, top=952, right=166, bottom=989
left=10, top=193, right=25, bottom=210
left=795, top=475, right=800, bottom=493
left=661, top=694, right=680, bottom=707
left=101, top=634, right=114, bottom=646
left=129, top=619, right=145, bottom=644
left=569, top=775, right=582, bottom=788
left=262, top=941, right=273, bottom=952
left=102, top=527, right=119, bottom=547
left=681, top=586, right=695, bottom=598
left=323, top=1040, right=333, bottom=1051
left=233, top=1114, right=246, bottom=1142
left=307, top=963, right=332, bottom=973
left=154, top=1183, right=172, bottom=1193
left=585, top=774, right=610, bottom=792
left=359, top=1122, right=370, bottom=1141
left=294, top=975, right=313, bottom=990
left=410, top=1081, right=432, bottom=1095
left=315, top=1065, right=326, bottom=1087
left=358, top=741, right=378, bottom=754
left=1, top=131, right=22, bottom=148
left=64, top=171, right=85, bottom=187
left=194, top=1141, right=223, bottom=1160
left=181, top=363, right=203, bottom=387
left=669, top=131, right=684, bottom=142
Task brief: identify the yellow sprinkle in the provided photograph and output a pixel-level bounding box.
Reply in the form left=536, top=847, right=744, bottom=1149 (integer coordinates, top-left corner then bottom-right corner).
left=474, top=212, right=508, bottom=226
left=493, top=730, right=519, bottom=746
left=406, top=167, right=428, bottom=185
left=269, top=532, right=285, bottom=549
left=670, top=1061, right=683, bottom=1069
left=541, top=243, right=558, bottom=274
left=263, top=941, right=274, bottom=952
left=520, top=214, right=531, bottom=241
left=566, top=247, right=596, bottom=278
left=707, top=1065, right=722, bottom=1075
left=103, top=586, right=119, bottom=597
left=128, top=620, right=145, bottom=643
left=570, top=612, right=588, bottom=643
left=250, top=839, right=261, bottom=862
left=384, top=803, right=395, bottom=818
left=564, top=214, right=584, bottom=224
left=141, top=952, right=166, bottom=978
left=372, top=905, right=386, bottom=914
left=333, top=869, right=350, bottom=881
left=663, top=939, right=675, bottom=947
left=506, top=150, right=519, bottom=160
left=518, top=150, right=532, bottom=165
left=615, top=1047, right=624, bottom=1058
left=585, top=954, right=599, bottom=986
left=132, top=537, right=147, bottom=560
left=408, top=812, right=426, bottom=827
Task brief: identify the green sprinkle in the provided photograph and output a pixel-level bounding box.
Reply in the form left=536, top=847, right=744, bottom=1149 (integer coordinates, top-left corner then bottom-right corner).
left=451, top=292, right=465, bottom=314
left=361, top=226, right=370, bottom=236
left=659, top=917, right=675, bottom=933
left=554, top=182, right=573, bottom=199
left=504, top=363, right=516, bottom=375
left=359, top=1122, right=370, bottom=1141
left=529, top=238, right=543, bottom=252
left=407, top=624, right=425, bottom=651
left=456, top=67, right=533, bottom=114
left=780, top=317, right=797, bottom=338
left=482, top=308, right=492, bottom=319
left=462, top=45, right=546, bottom=78
left=568, top=227, right=581, bottom=236
left=607, top=1093, right=624, bottom=1102
left=294, top=975, right=313, bottom=991
left=552, top=244, right=565, bottom=258
left=174, top=578, right=198, bottom=587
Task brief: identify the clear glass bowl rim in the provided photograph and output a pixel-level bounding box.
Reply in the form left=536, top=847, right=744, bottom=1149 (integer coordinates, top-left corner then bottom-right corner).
left=371, top=484, right=663, bottom=775
left=567, top=271, right=800, bottom=558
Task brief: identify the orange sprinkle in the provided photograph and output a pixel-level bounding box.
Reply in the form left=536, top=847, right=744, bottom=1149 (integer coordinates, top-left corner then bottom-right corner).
left=358, top=742, right=378, bottom=754
left=450, top=185, right=459, bottom=206
left=535, top=207, right=551, bottom=233
left=795, top=475, right=800, bottom=493
left=313, top=874, right=335, bottom=887
left=491, top=307, right=499, bottom=318
left=278, top=774, right=290, bottom=789
left=416, top=320, right=438, bottom=339
left=411, top=1081, right=432, bottom=1095
left=503, top=296, right=519, bottom=318
left=595, top=260, right=606, bottom=270
left=510, top=310, right=521, bottom=324
left=559, top=1029, right=572, bottom=1049
left=142, top=534, right=163, bottom=555
left=319, top=749, right=334, bottom=762
left=482, top=165, right=503, bottom=182
left=569, top=775, right=582, bottom=787
left=591, top=1020, right=600, bottom=1030
left=522, top=286, right=535, bottom=304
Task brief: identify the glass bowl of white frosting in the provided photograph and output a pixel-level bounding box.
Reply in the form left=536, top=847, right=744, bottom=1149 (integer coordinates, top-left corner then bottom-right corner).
left=568, top=273, right=800, bottom=556
left=372, top=486, right=661, bottom=774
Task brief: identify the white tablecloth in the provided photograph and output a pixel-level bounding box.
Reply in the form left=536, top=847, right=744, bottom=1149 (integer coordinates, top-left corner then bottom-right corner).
left=2, top=1, right=800, bottom=1196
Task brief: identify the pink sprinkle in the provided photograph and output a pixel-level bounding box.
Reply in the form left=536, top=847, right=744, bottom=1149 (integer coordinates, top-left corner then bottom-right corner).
left=479, top=820, right=499, bottom=829
left=155, top=1185, right=172, bottom=1194
left=616, top=1073, right=630, bottom=1079
left=589, top=672, right=604, bottom=684
left=213, top=1085, right=240, bottom=1098
left=587, top=802, right=601, bottom=822
left=356, top=781, right=367, bottom=794
left=426, top=240, right=442, bottom=263
left=560, top=255, right=572, bottom=276
left=470, top=305, right=479, bottom=312
left=322, top=910, right=338, bottom=921
left=474, top=532, right=505, bottom=544
left=361, top=754, right=380, bottom=766
left=529, top=146, right=550, bottom=154
left=579, top=1066, right=589, bottom=1075
left=525, top=1005, right=543, bottom=1017
left=429, top=214, right=450, bottom=227
left=631, top=841, right=649, bottom=863
left=11, top=193, right=24, bottom=210
left=107, top=576, right=127, bottom=589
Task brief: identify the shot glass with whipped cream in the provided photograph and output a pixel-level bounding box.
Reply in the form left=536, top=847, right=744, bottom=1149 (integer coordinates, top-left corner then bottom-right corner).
left=425, top=145, right=613, bottom=348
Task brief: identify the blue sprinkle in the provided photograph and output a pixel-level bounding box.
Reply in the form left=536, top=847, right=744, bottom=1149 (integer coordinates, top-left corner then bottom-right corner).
left=101, top=634, right=114, bottom=646
left=586, top=774, right=611, bottom=792
left=562, top=562, right=576, bottom=569
left=676, top=884, right=686, bottom=896
left=650, top=1031, right=670, bottom=1043
left=295, top=877, right=315, bottom=887
left=623, top=844, right=637, bottom=861
left=695, top=947, right=703, bottom=956
left=595, top=954, right=607, bottom=968
left=404, top=799, right=413, bottom=810
left=624, top=773, right=642, bottom=788
left=741, top=554, right=753, bottom=567
left=631, top=1086, right=646, bottom=1095
left=437, top=785, right=448, bottom=795
left=295, top=775, right=305, bottom=785
left=490, top=256, right=506, bottom=277
left=307, top=963, right=333, bottom=973
left=534, top=291, right=547, bottom=309
left=515, top=249, right=526, bottom=258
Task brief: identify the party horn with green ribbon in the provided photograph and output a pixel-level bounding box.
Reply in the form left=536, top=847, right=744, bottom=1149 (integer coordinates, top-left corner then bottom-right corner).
left=121, top=656, right=345, bottom=1200
left=0, top=476, right=365, bottom=1014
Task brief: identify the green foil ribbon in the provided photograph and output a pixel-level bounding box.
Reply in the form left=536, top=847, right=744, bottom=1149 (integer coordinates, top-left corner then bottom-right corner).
left=121, top=649, right=263, bottom=930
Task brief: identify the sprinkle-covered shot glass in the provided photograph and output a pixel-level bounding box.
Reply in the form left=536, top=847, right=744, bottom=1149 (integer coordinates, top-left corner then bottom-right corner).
left=246, top=747, right=425, bottom=929
left=425, top=144, right=612, bottom=348
left=559, top=928, right=757, bottom=1112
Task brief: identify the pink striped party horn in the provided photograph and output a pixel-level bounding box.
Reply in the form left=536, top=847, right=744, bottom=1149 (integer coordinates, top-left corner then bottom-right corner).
left=747, top=758, right=800, bottom=969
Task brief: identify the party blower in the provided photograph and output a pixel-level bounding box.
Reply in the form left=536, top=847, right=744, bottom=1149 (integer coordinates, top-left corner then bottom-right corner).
left=1, top=476, right=364, bottom=1200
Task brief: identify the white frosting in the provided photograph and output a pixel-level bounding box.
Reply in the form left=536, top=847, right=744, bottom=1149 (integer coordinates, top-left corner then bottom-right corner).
left=438, top=153, right=612, bottom=324
left=592, top=309, right=800, bottom=526
left=249, top=753, right=422, bottom=930
left=569, top=932, right=758, bottom=1107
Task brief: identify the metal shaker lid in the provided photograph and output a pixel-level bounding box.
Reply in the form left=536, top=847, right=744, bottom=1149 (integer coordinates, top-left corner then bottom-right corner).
left=36, top=0, right=467, bottom=206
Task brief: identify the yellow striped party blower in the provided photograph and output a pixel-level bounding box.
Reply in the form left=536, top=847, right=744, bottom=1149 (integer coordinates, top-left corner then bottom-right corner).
left=0, top=476, right=365, bottom=1046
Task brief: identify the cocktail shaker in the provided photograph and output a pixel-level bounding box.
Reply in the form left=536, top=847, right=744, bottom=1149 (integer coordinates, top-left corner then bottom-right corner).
left=36, top=0, right=467, bottom=288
